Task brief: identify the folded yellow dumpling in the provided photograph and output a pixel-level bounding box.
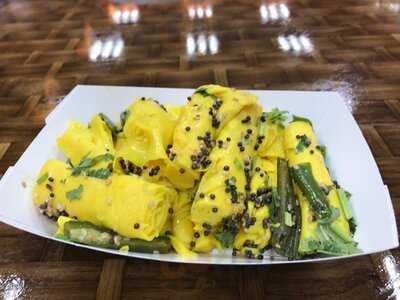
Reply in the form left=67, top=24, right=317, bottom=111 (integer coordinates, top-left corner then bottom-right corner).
left=114, top=98, right=178, bottom=172
left=165, top=85, right=259, bottom=190
left=190, top=104, right=261, bottom=249
left=33, top=159, right=177, bottom=241
left=57, top=114, right=115, bottom=167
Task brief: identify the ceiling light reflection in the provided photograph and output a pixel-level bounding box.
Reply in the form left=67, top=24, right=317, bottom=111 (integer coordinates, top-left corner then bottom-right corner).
left=205, top=5, right=213, bottom=18
left=186, top=32, right=219, bottom=57
left=188, top=6, right=196, bottom=19
left=110, top=6, right=139, bottom=24
left=89, top=36, right=124, bottom=61
left=208, top=34, right=219, bottom=54
left=277, top=34, right=313, bottom=54
left=196, top=6, right=204, bottom=18
left=188, top=5, right=213, bottom=20
left=259, top=3, right=290, bottom=23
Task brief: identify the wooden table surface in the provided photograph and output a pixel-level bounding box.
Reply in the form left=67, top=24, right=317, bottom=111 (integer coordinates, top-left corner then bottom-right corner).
left=0, top=0, right=399, bottom=299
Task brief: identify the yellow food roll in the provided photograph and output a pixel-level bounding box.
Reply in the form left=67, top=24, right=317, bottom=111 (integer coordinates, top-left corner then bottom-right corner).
left=190, top=103, right=261, bottom=247
left=33, top=159, right=177, bottom=241
left=115, top=98, right=178, bottom=167
left=165, top=85, right=259, bottom=190
left=284, top=120, right=351, bottom=245
left=57, top=114, right=115, bottom=167
left=234, top=157, right=276, bottom=257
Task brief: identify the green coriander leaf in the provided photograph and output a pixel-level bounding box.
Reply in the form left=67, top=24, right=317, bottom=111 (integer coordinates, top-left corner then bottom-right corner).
left=36, top=172, right=49, bottom=185
left=295, top=134, right=311, bottom=153
left=194, top=87, right=210, bottom=97
left=66, top=184, right=84, bottom=201
left=214, top=231, right=236, bottom=248
left=262, top=108, right=288, bottom=125
left=85, top=168, right=111, bottom=180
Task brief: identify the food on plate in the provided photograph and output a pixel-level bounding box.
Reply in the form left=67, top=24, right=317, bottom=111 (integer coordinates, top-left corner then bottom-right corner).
left=33, top=84, right=360, bottom=260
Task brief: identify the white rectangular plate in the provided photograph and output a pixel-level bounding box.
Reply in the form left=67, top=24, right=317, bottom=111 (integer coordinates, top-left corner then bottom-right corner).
left=0, top=85, right=397, bottom=265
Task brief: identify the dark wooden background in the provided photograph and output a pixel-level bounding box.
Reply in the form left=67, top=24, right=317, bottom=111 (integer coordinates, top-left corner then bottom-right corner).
left=0, top=0, right=399, bottom=298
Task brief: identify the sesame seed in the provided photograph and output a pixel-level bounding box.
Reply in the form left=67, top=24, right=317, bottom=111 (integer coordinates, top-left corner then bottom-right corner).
left=134, top=223, right=140, bottom=229
left=210, top=194, right=216, bottom=200
left=257, top=255, right=264, bottom=260
left=190, top=241, right=196, bottom=248
left=255, top=167, right=260, bottom=172
left=194, top=232, right=200, bottom=238
left=226, top=137, right=231, bottom=142
left=167, top=144, right=173, bottom=149
left=204, top=230, right=210, bottom=236
left=185, top=126, right=191, bottom=132
left=141, top=97, right=145, bottom=100
left=179, top=168, right=185, bottom=174
left=168, top=208, right=174, bottom=214
left=48, top=177, right=54, bottom=182
left=187, top=96, right=191, bottom=101
left=199, top=193, right=205, bottom=198
left=310, top=150, right=314, bottom=154
left=247, top=129, right=252, bottom=134
left=240, top=146, right=245, bottom=152
left=212, top=207, right=218, bottom=213
left=50, top=193, right=55, bottom=198
left=223, top=165, right=230, bottom=171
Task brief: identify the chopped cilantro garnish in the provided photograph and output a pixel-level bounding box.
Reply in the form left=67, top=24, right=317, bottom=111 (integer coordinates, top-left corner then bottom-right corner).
left=262, top=108, right=288, bottom=125
left=66, top=184, right=84, bottom=201
left=86, top=168, right=111, bottom=180
left=295, top=135, right=311, bottom=153
left=71, top=153, right=114, bottom=177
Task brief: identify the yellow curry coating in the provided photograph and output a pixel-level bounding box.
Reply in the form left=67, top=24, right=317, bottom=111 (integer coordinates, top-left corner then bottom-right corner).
left=33, top=160, right=177, bottom=241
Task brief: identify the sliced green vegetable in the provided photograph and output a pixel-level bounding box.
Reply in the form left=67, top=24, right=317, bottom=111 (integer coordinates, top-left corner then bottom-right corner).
left=284, top=211, right=294, bottom=227
left=337, top=188, right=353, bottom=220
left=273, top=159, right=300, bottom=259
left=36, top=172, right=49, bottom=184
left=292, top=115, right=313, bottom=127
left=63, top=221, right=172, bottom=253
left=66, top=184, right=84, bottom=201
left=291, top=163, right=331, bottom=220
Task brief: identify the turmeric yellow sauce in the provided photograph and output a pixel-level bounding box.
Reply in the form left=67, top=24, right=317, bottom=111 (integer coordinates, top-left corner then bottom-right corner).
left=33, top=85, right=358, bottom=259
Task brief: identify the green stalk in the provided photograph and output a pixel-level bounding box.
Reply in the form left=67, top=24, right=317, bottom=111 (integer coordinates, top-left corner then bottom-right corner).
left=63, top=221, right=171, bottom=253
left=291, top=163, right=331, bottom=221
